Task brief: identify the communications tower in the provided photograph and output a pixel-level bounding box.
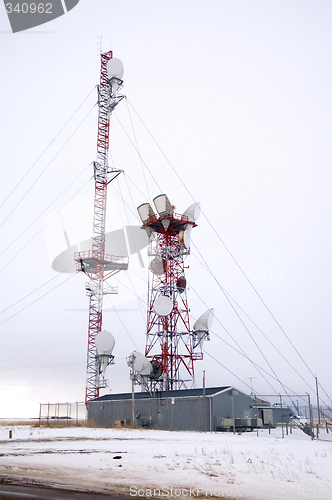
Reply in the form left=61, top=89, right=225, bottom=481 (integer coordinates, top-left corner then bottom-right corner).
left=75, top=51, right=128, bottom=403
left=137, top=195, right=213, bottom=391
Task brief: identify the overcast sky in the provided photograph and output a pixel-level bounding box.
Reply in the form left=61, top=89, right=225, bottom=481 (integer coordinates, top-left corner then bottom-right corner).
left=1, top=0, right=332, bottom=418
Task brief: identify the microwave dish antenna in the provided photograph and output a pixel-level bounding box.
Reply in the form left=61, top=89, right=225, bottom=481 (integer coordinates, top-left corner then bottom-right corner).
left=128, top=351, right=152, bottom=392
left=95, top=330, right=115, bottom=354
left=107, top=57, right=124, bottom=79
left=153, top=295, right=173, bottom=317
left=193, top=308, right=214, bottom=348
left=107, top=58, right=124, bottom=94
left=95, top=330, right=115, bottom=376
left=183, top=202, right=201, bottom=222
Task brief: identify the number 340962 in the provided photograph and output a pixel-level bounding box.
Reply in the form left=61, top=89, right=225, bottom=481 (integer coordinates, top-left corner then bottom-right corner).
left=5, top=3, right=53, bottom=13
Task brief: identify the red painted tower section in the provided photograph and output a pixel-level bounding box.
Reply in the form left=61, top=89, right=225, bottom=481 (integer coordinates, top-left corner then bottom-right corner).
left=75, top=51, right=127, bottom=404
left=138, top=195, right=203, bottom=391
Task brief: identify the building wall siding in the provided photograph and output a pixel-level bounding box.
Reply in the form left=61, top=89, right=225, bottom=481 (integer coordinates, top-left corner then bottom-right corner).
left=88, top=388, right=255, bottom=431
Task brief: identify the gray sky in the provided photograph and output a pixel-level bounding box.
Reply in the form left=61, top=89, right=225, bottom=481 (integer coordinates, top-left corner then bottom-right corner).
left=1, top=0, right=332, bottom=418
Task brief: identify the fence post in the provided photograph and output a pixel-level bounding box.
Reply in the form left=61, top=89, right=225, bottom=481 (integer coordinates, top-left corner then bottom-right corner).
left=280, top=394, right=284, bottom=439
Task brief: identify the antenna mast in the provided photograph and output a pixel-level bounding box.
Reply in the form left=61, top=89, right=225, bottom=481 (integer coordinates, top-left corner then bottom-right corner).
left=75, top=51, right=127, bottom=404
left=137, top=196, right=213, bottom=391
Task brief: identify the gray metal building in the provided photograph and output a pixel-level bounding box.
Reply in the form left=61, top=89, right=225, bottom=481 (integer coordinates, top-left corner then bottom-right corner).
left=88, top=386, right=274, bottom=431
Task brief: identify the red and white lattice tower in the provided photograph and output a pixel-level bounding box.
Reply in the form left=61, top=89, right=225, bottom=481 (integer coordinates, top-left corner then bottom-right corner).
left=137, top=195, right=209, bottom=391
left=75, top=51, right=128, bottom=404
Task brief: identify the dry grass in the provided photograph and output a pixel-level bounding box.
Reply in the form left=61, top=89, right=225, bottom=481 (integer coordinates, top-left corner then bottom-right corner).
left=0, top=420, right=40, bottom=427
left=0, top=419, right=97, bottom=429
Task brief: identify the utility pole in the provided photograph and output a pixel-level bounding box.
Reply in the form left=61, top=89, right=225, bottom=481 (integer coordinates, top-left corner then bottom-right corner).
left=231, top=390, right=235, bottom=435
left=306, top=392, right=314, bottom=439
left=315, top=376, right=321, bottom=426
left=246, top=377, right=257, bottom=396
left=255, top=393, right=258, bottom=437
left=131, top=353, right=135, bottom=427
left=280, top=394, right=284, bottom=439
left=203, top=370, right=206, bottom=432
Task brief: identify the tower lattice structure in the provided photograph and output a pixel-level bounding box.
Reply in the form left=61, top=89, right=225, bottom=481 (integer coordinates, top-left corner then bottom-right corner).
left=140, top=197, right=203, bottom=391
left=75, top=51, right=127, bottom=404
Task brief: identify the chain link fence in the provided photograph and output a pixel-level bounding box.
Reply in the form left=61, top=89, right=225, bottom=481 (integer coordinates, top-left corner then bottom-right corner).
left=39, top=402, right=87, bottom=426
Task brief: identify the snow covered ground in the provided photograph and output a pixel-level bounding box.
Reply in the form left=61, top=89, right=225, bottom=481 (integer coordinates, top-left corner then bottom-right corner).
left=0, top=425, right=331, bottom=500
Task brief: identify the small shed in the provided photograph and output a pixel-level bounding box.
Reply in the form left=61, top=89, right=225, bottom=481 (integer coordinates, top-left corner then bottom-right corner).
left=88, top=386, right=259, bottom=431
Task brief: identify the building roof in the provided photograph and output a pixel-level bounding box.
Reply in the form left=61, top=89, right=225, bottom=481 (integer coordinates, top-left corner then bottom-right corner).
left=252, top=396, right=270, bottom=406
left=91, top=386, right=232, bottom=402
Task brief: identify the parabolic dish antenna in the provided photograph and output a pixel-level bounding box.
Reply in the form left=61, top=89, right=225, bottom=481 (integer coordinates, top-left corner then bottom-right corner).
left=176, top=276, right=186, bottom=294
left=193, top=308, right=214, bottom=348
left=153, top=295, right=173, bottom=317
left=107, top=58, right=124, bottom=79
left=95, top=330, right=115, bottom=355
left=149, top=257, right=166, bottom=275
left=153, top=194, right=173, bottom=218
left=129, top=351, right=144, bottom=372
left=183, top=202, right=201, bottom=222
left=150, top=360, right=162, bottom=379
left=129, top=351, right=152, bottom=375
left=193, top=308, right=214, bottom=331
left=179, top=229, right=190, bottom=249
left=44, top=192, right=149, bottom=309
left=140, top=358, right=152, bottom=376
